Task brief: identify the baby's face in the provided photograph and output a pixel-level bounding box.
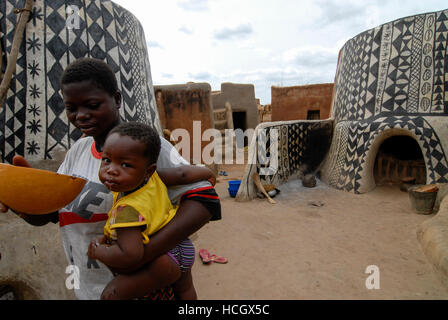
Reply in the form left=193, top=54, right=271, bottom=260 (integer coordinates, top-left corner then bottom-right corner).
left=99, top=133, right=152, bottom=193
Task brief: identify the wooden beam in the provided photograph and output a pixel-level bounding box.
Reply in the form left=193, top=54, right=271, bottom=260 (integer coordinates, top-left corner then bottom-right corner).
left=0, top=0, right=33, bottom=106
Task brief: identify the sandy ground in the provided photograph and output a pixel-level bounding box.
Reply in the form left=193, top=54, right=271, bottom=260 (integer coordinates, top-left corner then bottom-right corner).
left=190, top=163, right=448, bottom=300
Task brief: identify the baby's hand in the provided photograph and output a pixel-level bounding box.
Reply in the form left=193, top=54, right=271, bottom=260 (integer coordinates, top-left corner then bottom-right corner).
left=88, top=236, right=106, bottom=260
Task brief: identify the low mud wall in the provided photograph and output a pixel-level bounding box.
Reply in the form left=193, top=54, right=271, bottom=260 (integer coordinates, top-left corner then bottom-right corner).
left=417, top=184, right=448, bottom=291
left=236, top=119, right=333, bottom=201
left=0, top=155, right=75, bottom=299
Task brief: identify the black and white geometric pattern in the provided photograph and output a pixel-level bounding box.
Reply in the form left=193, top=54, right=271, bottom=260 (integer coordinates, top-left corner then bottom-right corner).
left=325, top=9, right=448, bottom=193
left=257, top=120, right=333, bottom=186
left=0, top=0, right=162, bottom=163
left=326, top=116, right=448, bottom=193
left=332, top=10, right=448, bottom=121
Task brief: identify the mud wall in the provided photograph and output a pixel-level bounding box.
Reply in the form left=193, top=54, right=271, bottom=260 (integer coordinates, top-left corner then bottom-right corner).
left=417, top=186, right=448, bottom=291
left=155, top=83, right=214, bottom=164
left=0, top=154, right=75, bottom=300
left=211, top=83, right=259, bottom=130
left=271, top=83, right=334, bottom=121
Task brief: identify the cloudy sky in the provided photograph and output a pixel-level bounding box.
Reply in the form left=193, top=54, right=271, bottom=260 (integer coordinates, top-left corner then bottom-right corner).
left=111, top=0, right=447, bottom=105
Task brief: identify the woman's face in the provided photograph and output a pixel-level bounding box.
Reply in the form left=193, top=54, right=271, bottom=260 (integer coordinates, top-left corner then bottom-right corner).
left=62, top=80, right=121, bottom=148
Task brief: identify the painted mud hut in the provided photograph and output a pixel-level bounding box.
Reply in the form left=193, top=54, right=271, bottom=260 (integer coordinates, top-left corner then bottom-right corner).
left=237, top=8, right=448, bottom=200
left=0, top=0, right=162, bottom=164
left=0, top=0, right=161, bottom=299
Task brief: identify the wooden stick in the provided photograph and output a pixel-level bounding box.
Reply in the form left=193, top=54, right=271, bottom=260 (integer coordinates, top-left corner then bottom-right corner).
left=0, top=0, right=33, bottom=107
left=0, top=39, right=5, bottom=107
left=252, top=172, right=276, bottom=204
left=0, top=36, right=3, bottom=82
left=225, top=102, right=234, bottom=130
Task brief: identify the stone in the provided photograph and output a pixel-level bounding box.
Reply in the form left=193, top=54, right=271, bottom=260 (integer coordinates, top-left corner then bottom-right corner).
left=308, top=200, right=325, bottom=207
left=302, top=174, right=317, bottom=188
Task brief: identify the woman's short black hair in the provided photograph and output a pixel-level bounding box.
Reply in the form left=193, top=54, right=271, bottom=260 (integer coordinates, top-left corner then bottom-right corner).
left=60, top=57, right=118, bottom=96
left=108, top=122, right=161, bottom=165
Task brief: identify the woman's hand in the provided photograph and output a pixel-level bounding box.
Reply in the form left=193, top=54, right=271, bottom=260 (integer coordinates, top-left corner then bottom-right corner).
left=208, top=175, right=216, bottom=186
left=0, top=155, right=31, bottom=216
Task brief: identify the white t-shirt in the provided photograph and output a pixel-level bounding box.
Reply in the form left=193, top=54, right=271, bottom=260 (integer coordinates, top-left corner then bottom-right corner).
left=57, top=136, right=209, bottom=300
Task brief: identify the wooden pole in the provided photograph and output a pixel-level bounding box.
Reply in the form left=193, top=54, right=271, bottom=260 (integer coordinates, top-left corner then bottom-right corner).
left=0, top=0, right=33, bottom=107
left=0, top=38, right=3, bottom=83
left=225, top=102, right=234, bottom=130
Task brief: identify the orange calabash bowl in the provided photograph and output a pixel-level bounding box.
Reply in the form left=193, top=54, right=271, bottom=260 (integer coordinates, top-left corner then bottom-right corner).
left=0, top=163, right=86, bottom=214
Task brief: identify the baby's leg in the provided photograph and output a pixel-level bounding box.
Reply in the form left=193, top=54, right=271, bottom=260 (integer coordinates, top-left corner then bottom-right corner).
left=166, top=238, right=197, bottom=300
left=173, top=268, right=197, bottom=300
left=101, top=254, right=181, bottom=300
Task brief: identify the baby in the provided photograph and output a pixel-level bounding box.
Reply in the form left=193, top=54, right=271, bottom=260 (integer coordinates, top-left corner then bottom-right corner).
left=88, top=121, right=216, bottom=299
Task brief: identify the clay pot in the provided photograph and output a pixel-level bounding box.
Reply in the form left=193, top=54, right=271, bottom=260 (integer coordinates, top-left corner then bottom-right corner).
left=408, top=184, right=438, bottom=215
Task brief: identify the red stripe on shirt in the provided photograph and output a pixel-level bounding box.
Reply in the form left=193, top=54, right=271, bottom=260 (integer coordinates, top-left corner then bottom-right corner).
left=182, top=186, right=214, bottom=195
left=59, top=212, right=108, bottom=227
left=185, top=194, right=219, bottom=200
left=91, top=141, right=102, bottom=159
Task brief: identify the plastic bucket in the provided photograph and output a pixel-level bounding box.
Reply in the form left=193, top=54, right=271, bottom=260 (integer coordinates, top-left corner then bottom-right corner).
left=228, top=180, right=241, bottom=198
left=408, top=184, right=438, bottom=215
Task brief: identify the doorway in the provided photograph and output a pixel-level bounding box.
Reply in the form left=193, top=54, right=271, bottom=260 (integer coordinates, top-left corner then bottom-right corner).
left=307, top=110, right=320, bottom=120
left=233, top=111, right=248, bottom=147
left=374, top=135, right=426, bottom=186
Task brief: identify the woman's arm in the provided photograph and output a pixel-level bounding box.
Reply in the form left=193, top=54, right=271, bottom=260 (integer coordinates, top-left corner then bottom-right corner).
left=0, top=203, right=58, bottom=226
left=20, top=212, right=58, bottom=226
left=88, top=227, right=144, bottom=269
left=158, top=165, right=216, bottom=187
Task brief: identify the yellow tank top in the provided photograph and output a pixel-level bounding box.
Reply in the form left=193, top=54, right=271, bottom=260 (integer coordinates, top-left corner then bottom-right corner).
left=104, top=172, right=177, bottom=244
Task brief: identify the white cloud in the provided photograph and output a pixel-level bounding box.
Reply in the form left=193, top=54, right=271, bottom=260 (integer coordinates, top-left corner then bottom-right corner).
left=179, top=25, right=194, bottom=35
left=177, top=0, right=209, bottom=11
left=161, top=73, right=174, bottom=79
left=147, top=41, right=164, bottom=49
left=188, top=71, right=213, bottom=80
left=213, top=23, right=254, bottom=40
left=282, top=46, right=339, bottom=67
left=106, top=0, right=448, bottom=104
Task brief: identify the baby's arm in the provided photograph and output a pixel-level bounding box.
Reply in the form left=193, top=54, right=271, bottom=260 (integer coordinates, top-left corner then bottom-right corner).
left=158, top=165, right=216, bottom=187
left=88, top=227, right=144, bottom=269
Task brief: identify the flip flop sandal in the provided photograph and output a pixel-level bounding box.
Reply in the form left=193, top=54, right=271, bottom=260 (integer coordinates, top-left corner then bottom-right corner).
left=199, top=249, right=212, bottom=264
left=209, top=254, right=228, bottom=264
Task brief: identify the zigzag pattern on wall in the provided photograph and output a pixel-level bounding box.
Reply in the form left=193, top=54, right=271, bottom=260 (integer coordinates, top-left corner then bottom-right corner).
left=331, top=116, right=448, bottom=193
left=257, top=121, right=333, bottom=186
left=0, top=0, right=161, bottom=163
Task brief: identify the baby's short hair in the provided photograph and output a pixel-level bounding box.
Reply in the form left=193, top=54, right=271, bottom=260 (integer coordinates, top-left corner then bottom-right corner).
left=109, top=122, right=161, bottom=164
left=60, top=57, right=118, bottom=96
